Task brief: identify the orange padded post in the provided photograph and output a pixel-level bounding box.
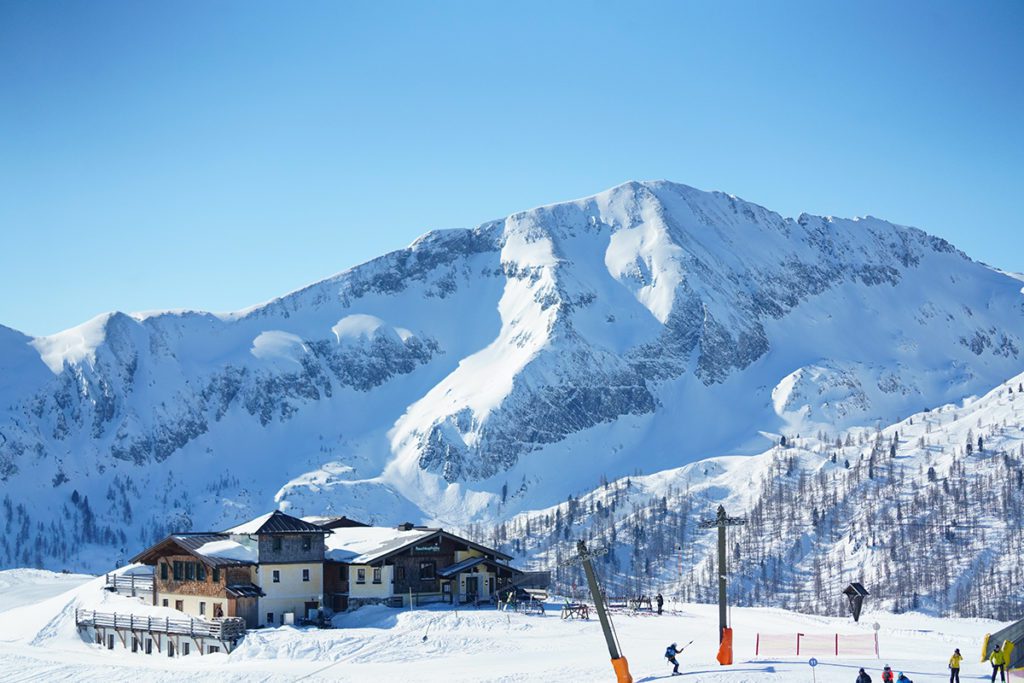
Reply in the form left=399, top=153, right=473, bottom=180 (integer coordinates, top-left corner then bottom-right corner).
left=611, top=656, right=633, bottom=683
left=716, top=627, right=734, bottom=665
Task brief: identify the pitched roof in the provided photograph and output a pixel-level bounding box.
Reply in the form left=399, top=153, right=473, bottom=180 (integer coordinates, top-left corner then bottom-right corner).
left=303, top=515, right=370, bottom=529
left=325, top=526, right=438, bottom=564
left=324, top=526, right=513, bottom=565
left=438, top=556, right=523, bottom=578
left=226, top=510, right=329, bottom=535
left=130, top=533, right=257, bottom=567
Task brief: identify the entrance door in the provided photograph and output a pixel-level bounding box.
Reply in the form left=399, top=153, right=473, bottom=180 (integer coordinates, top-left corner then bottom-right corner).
left=464, top=576, right=479, bottom=602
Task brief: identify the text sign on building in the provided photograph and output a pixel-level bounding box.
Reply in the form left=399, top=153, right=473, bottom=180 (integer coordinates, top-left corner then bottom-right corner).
left=414, top=544, right=441, bottom=553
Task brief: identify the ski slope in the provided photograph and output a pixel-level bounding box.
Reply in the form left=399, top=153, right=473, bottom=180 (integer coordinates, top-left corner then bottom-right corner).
left=0, top=569, right=1011, bottom=682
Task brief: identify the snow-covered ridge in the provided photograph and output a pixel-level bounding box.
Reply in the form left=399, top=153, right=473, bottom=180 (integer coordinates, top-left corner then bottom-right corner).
left=1, top=180, right=1023, bottom=575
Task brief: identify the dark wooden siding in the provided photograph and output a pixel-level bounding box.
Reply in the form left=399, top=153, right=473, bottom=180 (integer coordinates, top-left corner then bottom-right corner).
left=257, top=533, right=325, bottom=564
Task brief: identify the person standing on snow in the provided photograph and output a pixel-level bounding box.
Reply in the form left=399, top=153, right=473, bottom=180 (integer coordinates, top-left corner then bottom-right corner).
left=949, top=648, right=963, bottom=683
left=856, top=667, right=872, bottom=683
left=896, top=674, right=914, bottom=683
left=665, top=642, right=682, bottom=676
left=656, top=593, right=664, bottom=615
left=881, top=664, right=895, bottom=682
left=991, top=647, right=1006, bottom=682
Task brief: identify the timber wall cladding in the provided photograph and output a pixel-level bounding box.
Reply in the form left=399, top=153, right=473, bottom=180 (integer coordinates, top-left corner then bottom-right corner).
left=226, top=567, right=254, bottom=585
left=323, top=561, right=348, bottom=595
left=156, top=554, right=231, bottom=597
left=256, top=533, right=325, bottom=563
left=391, top=535, right=461, bottom=595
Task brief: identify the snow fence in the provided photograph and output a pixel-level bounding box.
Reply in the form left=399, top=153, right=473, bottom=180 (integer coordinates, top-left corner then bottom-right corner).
left=755, top=631, right=878, bottom=658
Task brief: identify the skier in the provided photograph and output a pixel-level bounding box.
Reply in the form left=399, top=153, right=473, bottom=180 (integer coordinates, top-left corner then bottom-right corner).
left=896, top=673, right=914, bottom=683
left=664, top=642, right=682, bottom=676
left=881, top=664, right=895, bottom=682
left=856, top=667, right=872, bottom=683
left=656, top=593, right=664, bottom=615
left=949, top=647, right=963, bottom=683
left=991, top=646, right=1006, bottom=683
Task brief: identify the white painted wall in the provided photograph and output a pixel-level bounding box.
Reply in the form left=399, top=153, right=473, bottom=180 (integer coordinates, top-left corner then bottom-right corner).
left=348, top=564, right=394, bottom=598
left=157, top=591, right=226, bottom=620
left=255, top=563, right=324, bottom=626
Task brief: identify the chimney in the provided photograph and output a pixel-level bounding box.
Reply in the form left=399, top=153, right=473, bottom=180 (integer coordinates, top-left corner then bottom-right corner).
left=397, top=522, right=414, bottom=531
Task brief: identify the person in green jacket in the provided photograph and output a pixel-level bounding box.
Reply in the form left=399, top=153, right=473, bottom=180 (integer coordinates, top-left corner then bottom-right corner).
left=991, top=647, right=1005, bottom=683
left=948, top=648, right=962, bottom=683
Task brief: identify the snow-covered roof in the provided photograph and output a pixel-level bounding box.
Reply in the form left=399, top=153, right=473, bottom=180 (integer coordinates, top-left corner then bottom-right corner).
left=226, top=510, right=327, bottom=535
left=324, top=526, right=438, bottom=565
left=130, top=533, right=257, bottom=567
left=227, top=512, right=275, bottom=535
left=193, top=539, right=257, bottom=563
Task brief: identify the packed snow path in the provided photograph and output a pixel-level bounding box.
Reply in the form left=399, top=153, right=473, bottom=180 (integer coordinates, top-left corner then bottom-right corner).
left=0, top=570, right=1010, bottom=682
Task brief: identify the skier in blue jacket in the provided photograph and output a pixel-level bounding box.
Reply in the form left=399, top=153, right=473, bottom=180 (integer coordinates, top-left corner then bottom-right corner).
left=664, top=642, right=682, bottom=676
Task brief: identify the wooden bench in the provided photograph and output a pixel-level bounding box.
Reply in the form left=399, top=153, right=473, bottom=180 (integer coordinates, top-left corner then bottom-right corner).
left=560, top=602, right=590, bottom=620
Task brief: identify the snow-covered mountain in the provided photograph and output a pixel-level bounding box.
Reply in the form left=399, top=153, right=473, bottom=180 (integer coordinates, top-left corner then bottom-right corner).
left=497, top=370, right=1024, bottom=619
left=1, top=180, right=1023, bottom=571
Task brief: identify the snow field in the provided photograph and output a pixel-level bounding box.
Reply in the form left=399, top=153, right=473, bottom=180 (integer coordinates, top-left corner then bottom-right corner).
left=0, top=569, right=1012, bottom=682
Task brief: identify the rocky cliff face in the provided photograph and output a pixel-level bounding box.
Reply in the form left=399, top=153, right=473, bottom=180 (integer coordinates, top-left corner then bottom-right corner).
left=1, top=180, right=1022, bottom=571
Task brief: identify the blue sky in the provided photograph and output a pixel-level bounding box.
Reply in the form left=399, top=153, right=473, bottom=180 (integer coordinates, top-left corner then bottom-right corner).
left=1, top=1, right=1022, bottom=336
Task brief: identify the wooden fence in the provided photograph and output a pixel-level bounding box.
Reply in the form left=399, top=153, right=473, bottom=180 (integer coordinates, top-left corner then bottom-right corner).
left=104, top=573, right=155, bottom=596
left=75, top=609, right=246, bottom=642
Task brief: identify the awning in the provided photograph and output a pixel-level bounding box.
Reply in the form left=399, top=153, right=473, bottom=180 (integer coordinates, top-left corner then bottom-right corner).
left=438, top=556, right=523, bottom=578
left=226, top=583, right=264, bottom=598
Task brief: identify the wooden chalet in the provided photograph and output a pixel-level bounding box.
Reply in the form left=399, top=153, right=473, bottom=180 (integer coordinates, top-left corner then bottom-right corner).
left=131, top=533, right=262, bottom=627
left=323, top=522, right=521, bottom=610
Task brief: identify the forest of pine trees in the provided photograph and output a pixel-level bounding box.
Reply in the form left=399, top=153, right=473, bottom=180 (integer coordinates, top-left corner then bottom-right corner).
left=482, top=385, right=1024, bottom=620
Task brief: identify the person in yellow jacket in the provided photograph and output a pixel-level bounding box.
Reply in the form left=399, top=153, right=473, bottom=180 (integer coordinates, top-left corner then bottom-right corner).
left=948, top=648, right=962, bottom=683
left=990, top=646, right=1005, bottom=683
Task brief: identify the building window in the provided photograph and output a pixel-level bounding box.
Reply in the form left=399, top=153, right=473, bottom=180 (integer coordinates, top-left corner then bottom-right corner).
left=208, top=646, right=220, bottom=654
left=272, top=537, right=282, bottom=552
left=173, top=561, right=183, bottom=581
left=272, top=570, right=280, bottom=583
left=302, top=536, right=311, bottom=551
left=396, top=566, right=406, bottom=582
left=199, top=601, right=206, bottom=615
left=197, top=564, right=207, bottom=581
left=214, top=603, right=224, bottom=618
left=146, top=638, right=152, bottom=654
left=182, top=642, right=190, bottom=656
left=160, top=563, right=168, bottom=580
left=266, top=612, right=274, bottom=624
left=175, top=600, right=184, bottom=611
left=339, top=566, right=345, bottom=579
left=356, top=568, right=366, bottom=584
left=132, top=638, right=138, bottom=653
left=302, top=569, right=310, bottom=582
left=419, top=561, right=435, bottom=580
left=162, top=599, right=168, bottom=607
left=372, top=567, right=382, bottom=584
left=108, top=634, right=114, bottom=649
left=212, top=568, right=220, bottom=583
left=185, top=562, right=195, bottom=581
